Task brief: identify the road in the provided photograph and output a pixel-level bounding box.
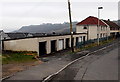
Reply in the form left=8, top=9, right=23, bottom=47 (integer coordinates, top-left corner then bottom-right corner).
left=2, top=40, right=119, bottom=82
left=50, top=42, right=119, bottom=81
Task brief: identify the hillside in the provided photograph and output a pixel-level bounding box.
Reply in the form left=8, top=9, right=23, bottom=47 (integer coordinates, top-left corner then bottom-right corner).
left=14, top=20, right=120, bottom=34
left=15, top=22, right=77, bottom=34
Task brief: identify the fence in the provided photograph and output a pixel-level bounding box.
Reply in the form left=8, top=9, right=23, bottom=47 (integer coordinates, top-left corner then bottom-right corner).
left=76, top=35, right=120, bottom=49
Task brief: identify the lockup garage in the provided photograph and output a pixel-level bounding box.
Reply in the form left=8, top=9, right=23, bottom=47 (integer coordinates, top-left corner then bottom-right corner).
left=3, top=33, right=87, bottom=56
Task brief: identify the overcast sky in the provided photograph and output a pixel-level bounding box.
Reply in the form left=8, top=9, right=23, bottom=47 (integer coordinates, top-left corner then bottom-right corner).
left=0, top=0, right=119, bottom=32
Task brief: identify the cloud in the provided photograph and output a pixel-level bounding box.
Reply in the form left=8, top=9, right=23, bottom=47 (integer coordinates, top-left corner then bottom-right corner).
left=118, top=1, right=120, bottom=20
left=1, top=2, right=68, bottom=18
left=1, top=0, right=119, bottom=2
left=1, top=1, right=118, bottom=32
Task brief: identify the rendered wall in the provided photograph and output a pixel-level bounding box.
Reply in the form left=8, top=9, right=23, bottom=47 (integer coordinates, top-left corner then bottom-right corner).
left=4, top=38, right=38, bottom=52
left=3, top=34, right=87, bottom=55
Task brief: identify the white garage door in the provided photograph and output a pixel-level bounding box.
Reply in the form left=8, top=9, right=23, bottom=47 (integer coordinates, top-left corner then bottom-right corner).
left=58, top=39, right=64, bottom=50
left=78, top=37, right=82, bottom=42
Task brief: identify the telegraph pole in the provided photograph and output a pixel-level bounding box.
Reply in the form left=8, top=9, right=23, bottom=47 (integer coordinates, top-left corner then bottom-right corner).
left=68, top=0, right=74, bottom=52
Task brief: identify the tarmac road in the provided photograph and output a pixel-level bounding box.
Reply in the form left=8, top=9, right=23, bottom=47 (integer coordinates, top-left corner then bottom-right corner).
left=50, top=41, right=119, bottom=81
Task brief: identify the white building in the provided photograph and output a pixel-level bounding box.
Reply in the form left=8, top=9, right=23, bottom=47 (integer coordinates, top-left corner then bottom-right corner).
left=3, top=33, right=87, bottom=56
left=76, top=16, right=120, bottom=40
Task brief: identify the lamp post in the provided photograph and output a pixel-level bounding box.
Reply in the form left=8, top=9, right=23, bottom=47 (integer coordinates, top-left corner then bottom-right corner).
left=97, top=7, right=103, bottom=45
left=0, top=32, right=2, bottom=54
left=68, top=0, right=74, bottom=52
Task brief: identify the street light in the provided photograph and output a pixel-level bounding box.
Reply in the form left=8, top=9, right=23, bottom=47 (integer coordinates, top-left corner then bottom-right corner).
left=97, top=7, right=103, bottom=45
left=0, top=32, right=2, bottom=54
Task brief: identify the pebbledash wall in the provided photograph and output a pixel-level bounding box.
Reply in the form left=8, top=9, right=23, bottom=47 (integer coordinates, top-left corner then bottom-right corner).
left=76, top=25, right=110, bottom=40
left=3, top=34, right=87, bottom=56
left=76, top=16, right=112, bottom=40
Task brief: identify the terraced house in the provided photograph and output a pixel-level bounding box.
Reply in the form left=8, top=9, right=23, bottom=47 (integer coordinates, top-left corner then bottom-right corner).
left=3, top=16, right=120, bottom=56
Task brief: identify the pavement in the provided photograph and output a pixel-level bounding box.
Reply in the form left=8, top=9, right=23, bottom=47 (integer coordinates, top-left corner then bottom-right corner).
left=51, top=40, right=119, bottom=81
left=3, top=39, right=119, bottom=81
left=3, top=50, right=89, bottom=80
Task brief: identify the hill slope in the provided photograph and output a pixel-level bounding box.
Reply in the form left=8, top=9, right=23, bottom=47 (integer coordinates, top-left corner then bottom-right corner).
left=16, top=22, right=77, bottom=34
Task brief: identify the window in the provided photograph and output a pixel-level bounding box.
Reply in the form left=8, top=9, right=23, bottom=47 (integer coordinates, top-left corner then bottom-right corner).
left=103, top=27, right=105, bottom=31
left=103, top=34, right=105, bottom=37
left=83, top=26, right=87, bottom=29
left=101, top=26, right=102, bottom=31
left=105, top=27, right=107, bottom=31
left=100, top=34, right=102, bottom=38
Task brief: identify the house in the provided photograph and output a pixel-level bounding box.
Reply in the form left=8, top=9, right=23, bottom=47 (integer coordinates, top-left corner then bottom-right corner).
left=0, top=30, right=10, bottom=40
left=5, top=33, right=32, bottom=39
left=118, top=20, right=120, bottom=26
left=0, top=30, right=10, bottom=52
left=76, top=16, right=109, bottom=40
left=76, top=16, right=120, bottom=40
left=5, top=33, right=48, bottom=39
left=103, top=19, right=120, bottom=37
left=30, top=33, right=47, bottom=37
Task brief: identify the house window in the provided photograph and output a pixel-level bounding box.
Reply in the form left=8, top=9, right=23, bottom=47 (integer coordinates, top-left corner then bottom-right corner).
left=101, top=26, right=102, bottom=31
left=105, top=27, right=107, bottom=31
left=100, top=34, right=102, bottom=38
left=103, top=27, right=104, bottom=31
left=83, top=26, right=87, bottom=29
left=103, top=34, right=105, bottom=37
left=104, top=27, right=105, bottom=31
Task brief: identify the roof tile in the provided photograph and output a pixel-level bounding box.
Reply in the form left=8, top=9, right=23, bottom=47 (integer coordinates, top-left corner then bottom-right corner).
left=76, top=16, right=106, bottom=26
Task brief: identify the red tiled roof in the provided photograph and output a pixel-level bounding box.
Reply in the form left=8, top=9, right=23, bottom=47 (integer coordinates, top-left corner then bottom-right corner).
left=103, top=20, right=120, bottom=30
left=76, top=16, right=106, bottom=26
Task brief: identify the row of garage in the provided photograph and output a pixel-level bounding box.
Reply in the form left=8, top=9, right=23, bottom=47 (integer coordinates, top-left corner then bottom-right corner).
left=3, top=34, right=87, bottom=56
left=39, top=36, right=86, bottom=56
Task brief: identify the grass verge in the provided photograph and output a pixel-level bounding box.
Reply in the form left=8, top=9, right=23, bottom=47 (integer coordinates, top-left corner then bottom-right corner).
left=2, top=51, right=38, bottom=65
left=75, top=38, right=115, bottom=52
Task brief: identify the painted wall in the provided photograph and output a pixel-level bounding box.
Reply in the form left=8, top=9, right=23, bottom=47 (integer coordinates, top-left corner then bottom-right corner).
left=4, top=38, right=38, bottom=52
left=76, top=25, right=110, bottom=40
left=3, top=34, right=87, bottom=55
left=88, top=25, right=98, bottom=39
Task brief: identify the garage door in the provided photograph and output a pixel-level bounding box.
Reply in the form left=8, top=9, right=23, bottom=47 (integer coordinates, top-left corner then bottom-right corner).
left=39, top=41, right=47, bottom=56
left=78, top=37, right=82, bottom=42
left=58, top=39, right=64, bottom=50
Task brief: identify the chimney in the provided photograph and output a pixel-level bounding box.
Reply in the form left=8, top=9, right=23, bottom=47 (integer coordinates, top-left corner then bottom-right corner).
left=108, top=19, right=110, bottom=21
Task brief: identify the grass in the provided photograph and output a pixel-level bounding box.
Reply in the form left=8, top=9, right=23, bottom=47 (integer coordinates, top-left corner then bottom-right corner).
left=74, top=38, right=115, bottom=53
left=65, top=38, right=115, bottom=55
left=2, top=51, right=38, bottom=64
